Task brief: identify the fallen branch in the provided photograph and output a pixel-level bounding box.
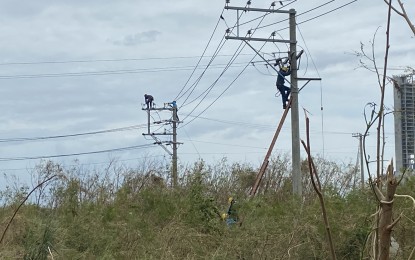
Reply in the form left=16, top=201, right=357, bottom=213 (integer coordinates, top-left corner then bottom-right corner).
left=0, top=175, right=58, bottom=245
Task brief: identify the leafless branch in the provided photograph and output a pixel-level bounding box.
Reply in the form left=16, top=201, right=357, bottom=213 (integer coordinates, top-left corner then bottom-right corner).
left=0, top=174, right=58, bottom=245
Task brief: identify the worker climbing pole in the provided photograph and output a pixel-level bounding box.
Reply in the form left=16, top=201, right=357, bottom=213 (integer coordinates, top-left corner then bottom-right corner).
left=224, top=1, right=302, bottom=196
left=224, top=1, right=320, bottom=196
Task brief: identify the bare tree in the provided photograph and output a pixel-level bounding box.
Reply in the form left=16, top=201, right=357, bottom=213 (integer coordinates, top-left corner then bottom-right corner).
left=356, top=0, right=415, bottom=258
left=384, top=0, right=415, bottom=36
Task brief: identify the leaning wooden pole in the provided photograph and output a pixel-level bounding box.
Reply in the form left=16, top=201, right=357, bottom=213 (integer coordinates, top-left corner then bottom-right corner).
left=250, top=98, right=292, bottom=196
left=301, top=116, right=337, bottom=260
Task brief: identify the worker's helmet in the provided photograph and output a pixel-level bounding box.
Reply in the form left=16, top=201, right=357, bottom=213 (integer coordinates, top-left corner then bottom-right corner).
left=221, top=213, right=228, bottom=220
left=281, top=67, right=288, bottom=72
left=228, top=197, right=234, bottom=204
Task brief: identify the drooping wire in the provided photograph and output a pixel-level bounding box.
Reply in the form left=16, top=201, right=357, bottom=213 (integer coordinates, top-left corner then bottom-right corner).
left=297, top=23, right=325, bottom=158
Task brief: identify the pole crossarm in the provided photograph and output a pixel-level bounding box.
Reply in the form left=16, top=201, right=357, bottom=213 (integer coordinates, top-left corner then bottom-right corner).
left=225, top=36, right=292, bottom=44
left=143, top=133, right=174, bottom=136
left=141, top=107, right=173, bottom=111
left=150, top=135, right=173, bottom=156
left=298, top=78, right=322, bottom=92
left=142, top=101, right=181, bottom=188
left=225, top=6, right=293, bottom=14
left=297, top=77, right=322, bottom=81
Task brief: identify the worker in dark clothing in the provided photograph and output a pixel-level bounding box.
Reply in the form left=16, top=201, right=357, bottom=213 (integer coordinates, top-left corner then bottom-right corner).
left=221, top=197, right=239, bottom=226
left=144, top=94, right=154, bottom=109
left=276, top=66, right=291, bottom=109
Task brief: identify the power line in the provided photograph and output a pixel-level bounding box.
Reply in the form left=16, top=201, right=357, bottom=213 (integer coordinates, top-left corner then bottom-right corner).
left=180, top=41, right=266, bottom=128
left=175, top=9, right=225, bottom=101
left=176, top=6, right=249, bottom=104
left=256, top=0, right=358, bottom=31
left=180, top=4, right=272, bottom=120
left=0, top=124, right=148, bottom=143
left=180, top=8, right=273, bottom=126
left=181, top=139, right=267, bottom=150
left=0, top=154, right=167, bottom=172
left=177, top=36, right=228, bottom=103
left=297, top=0, right=358, bottom=26
left=0, top=53, right=253, bottom=66
left=180, top=40, right=246, bottom=110
left=0, top=144, right=155, bottom=162
left=0, top=62, right=252, bottom=80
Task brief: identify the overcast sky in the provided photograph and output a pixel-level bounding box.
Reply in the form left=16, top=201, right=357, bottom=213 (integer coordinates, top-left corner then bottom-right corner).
left=0, top=0, right=413, bottom=184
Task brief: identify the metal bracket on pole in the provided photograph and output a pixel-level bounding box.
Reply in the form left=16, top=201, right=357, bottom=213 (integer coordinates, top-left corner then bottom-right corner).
left=225, top=6, right=293, bottom=14
left=141, top=101, right=182, bottom=188
left=298, top=78, right=322, bottom=92
left=225, top=36, right=292, bottom=44
left=150, top=135, right=173, bottom=156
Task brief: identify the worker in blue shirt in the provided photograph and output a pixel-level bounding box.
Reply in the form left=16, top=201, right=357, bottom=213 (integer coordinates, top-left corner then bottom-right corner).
left=276, top=66, right=291, bottom=109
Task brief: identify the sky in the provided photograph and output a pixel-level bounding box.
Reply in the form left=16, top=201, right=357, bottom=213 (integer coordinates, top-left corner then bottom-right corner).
left=0, top=0, right=413, bottom=185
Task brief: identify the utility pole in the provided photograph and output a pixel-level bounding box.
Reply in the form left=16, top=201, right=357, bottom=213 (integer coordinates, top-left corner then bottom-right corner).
left=352, top=133, right=367, bottom=189
left=172, top=106, right=178, bottom=187
left=289, top=9, right=301, bottom=197
left=142, top=102, right=182, bottom=187
left=225, top=3, right=303, bottom=196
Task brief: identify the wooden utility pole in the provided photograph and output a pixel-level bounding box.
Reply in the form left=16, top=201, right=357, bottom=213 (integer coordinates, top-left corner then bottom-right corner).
left=142, top=102, right=181, bottom=187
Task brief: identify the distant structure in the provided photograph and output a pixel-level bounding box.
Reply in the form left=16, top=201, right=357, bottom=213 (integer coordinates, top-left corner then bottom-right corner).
left=393, top=73, right=415, bottom=171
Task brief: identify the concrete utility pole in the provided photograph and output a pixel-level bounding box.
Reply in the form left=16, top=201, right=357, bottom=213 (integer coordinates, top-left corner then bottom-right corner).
left=142, top=102, right=182, bottom=187
left=225, top=4, right=303, bottom=196
left=172, top=106, right=178, bottom=187
left=352, top=133, right=367, bottom=189
left=289, top=9, right=301, bottom=197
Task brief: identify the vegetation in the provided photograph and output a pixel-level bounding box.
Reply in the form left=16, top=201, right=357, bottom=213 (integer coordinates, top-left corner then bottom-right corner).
left=0, top=156, right=414, bottom=259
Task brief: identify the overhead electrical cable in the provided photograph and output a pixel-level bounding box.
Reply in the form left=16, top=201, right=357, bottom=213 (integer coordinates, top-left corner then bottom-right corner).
left=176, top=1, right=258, bottom=106
left=0, top=144, right=154, bottom=162
left=297, top=24, right=325, bottom=157
left=176, top=36, right=228, bottom=103
left=179, top=40, right=246, bottom=110
left=180, top=4, right=274, bottom=124
left=297, top=0, right=358, bottom=26
left=180, top=38, right=270, bottom=128
left=256, top=0, right=356, bottom=31
left=0, top=54, right=252, bottom=66
left=0, top=154, right=166, bottom=172
left=176, top=6, right=248, bottom=105
left=174, top=8, right=225, bottom=101
left=0, top=62, right=252, bottom=80
left=0, top=124, right=148, bottom=143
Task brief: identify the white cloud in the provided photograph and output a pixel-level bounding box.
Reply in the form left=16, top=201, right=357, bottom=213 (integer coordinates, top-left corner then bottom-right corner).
left=0, top=0, right=411, bottom=182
